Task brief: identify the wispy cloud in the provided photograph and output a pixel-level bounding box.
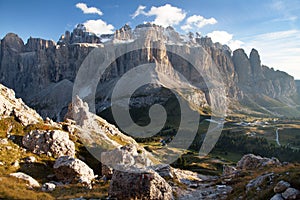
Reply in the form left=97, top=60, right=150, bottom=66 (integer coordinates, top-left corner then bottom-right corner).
left=207, top=31, right=244, bottom=50
left=242, top=29, right=300, bottom=79
left=131, top=4, right=186, bottom=27
left=181, top=15, right=217, bottom=31
left=269, top=0, right=298, bottom=23
left=76, top=3, right=103, bottom=16
left=131, top=5, right=146, bottom=19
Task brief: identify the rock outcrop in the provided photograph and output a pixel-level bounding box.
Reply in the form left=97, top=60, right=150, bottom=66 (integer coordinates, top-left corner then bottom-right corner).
left=64, top=96, right=142, bottom=155
left=22, top=130, right=75, bottom=158
left=53, top=156, right=95, bottom=186
left=0, top=83, right=42, bottom=126
left=236, top=154, right=281, bottom=170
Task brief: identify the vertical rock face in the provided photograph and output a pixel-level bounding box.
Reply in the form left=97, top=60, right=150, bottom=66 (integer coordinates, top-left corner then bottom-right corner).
left=249, top=48, right=264, bottom=81
left=25, top=37, right=56, bottom=52
left=197, top=37, right=239, bottom=98
left=0, top=24, right=298, bottom=119
left=262, top=66, right=296, bottom=98
left=233, top=48, right=253, bottom=88
left=296, top=80, right=300, bottom=95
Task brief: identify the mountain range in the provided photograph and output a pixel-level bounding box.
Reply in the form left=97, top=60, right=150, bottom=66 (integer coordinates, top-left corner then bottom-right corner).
left=0, top=23, right=299, bottom=121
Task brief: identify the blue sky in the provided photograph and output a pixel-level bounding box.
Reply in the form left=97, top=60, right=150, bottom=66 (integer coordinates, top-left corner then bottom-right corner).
left=0, top=0, right=299, bottom=79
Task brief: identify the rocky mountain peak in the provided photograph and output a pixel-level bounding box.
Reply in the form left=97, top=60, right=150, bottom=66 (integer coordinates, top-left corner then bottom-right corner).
left=195, top=36, right=232, bottom=54
left=1, top=33, right=24, bottom=53
left=114, top=24, right=133, bottom=40
left=232, top=48, right=252, bottom=86
left=250, top=48, right=264, bottom=80
left=58, top=24, right=101, bottom=45
left=25, top=37, right=56, bottom=52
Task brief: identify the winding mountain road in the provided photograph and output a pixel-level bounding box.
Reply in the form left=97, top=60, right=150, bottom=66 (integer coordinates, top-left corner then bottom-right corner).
left=275, top=128, right=281, bottom=146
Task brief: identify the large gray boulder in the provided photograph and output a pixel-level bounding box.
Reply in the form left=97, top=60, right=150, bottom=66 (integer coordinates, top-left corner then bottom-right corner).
left=282, top=188, right=300, bottom=200
left=53, top=156, right=95, bottom=186
left=274, top=180, right=291, bottom=193
left=109, top=169, right=173, bottom=200
left=22, top=130, right=75, bottom=158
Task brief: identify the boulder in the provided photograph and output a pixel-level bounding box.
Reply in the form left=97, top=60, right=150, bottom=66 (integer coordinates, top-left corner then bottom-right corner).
left=282, top=188, right=300, bottom=200
left=53, top=156, right=95, bottom=186
left=42, top=182, right=56, bottom=192
left=222, top=164, right=238, bottom=177
left=0, top=138, right=8, bottom=145
left=22, top=130, right=75, bottom=158
left=151, top=164, right=176, bottom=179
left=246, top=173, right=274, bottom=192
left=237, top=154, right=281, bottom=170
left=109, top=169, right=173, bottom=200
left=101, top=144, right=153, bottom=171
left=270, top=194, right=284, bottom=200
left=23, top=156, right=36, bottom=163
left=274, top=180, right=291, bottom=193
left=10, top=172, right=40, bottom=188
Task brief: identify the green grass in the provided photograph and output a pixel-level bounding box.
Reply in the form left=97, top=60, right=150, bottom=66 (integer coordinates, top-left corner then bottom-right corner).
left=0, top=117, right=110, bottom=199
left=0, top=176, right=53, bottom=200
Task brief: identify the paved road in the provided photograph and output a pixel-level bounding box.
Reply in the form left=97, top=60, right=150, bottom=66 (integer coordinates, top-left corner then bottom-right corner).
left=275, top=128, right=281, bottom=146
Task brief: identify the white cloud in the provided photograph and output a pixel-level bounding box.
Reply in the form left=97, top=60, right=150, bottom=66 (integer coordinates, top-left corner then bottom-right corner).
left=181, top=15, right=217, bottom=31
left=76, top=3, right=103, bottom=16
left=207, top=31, right=244, bottom=50
left=131, top=5, right=146, bottom=18
left=131, top=4, right=186, bottom=27
left=241, top=29, right=300, bottom=79
left=83, top=19, right=114, bottom=35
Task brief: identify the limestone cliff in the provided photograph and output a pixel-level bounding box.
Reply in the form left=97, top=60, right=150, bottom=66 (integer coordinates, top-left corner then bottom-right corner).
left=0, top=24, right=298, bottom=119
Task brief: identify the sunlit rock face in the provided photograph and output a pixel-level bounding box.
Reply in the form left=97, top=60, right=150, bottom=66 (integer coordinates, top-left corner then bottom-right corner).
left=0, top=23, right=298, bottom=120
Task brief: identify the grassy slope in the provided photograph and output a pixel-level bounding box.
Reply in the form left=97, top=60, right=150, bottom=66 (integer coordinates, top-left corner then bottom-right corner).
left=0, top=117, right=110, bottom=199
